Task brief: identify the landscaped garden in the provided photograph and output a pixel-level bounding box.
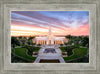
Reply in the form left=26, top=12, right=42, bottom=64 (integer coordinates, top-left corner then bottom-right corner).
left=59, top=35, right=89, bottom=63
left=11, top=36, right=41, bottom=63
left=12, top=47, right=38, bottom=63
left=12, top=48, right=37, bottom=61
left=63, top=48, right=88, bottom=62
left=11, top=35, right=89, bottom=63
left=60, top=46, right=88, bottom=63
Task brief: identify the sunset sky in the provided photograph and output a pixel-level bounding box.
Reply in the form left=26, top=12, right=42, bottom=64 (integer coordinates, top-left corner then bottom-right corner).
left=11, top=11, right=89, bottom=36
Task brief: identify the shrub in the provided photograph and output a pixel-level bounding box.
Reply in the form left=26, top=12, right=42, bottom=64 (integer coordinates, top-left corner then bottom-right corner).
left=66, top=46, right=76, bottom=56
left=24, top=45, right=40, bottom=56
left=60, top=44, right=63, bottom=46
left=32, top=43, right=36, bottom=45
left=60, top=46, right=77, bottom=56
left=63, top=48, right=88, bottom=63
left=59, top=47, right=66, bottom=52
left=26, top=46, right=34, bottom=56
left=37, top=44, right=41, bottom=46
left=64, top=43, right=68, bottom=45
left=81, top=36, right=89, bottom=47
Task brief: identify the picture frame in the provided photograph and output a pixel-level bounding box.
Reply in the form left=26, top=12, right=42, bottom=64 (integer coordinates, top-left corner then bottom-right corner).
left=0, top=0, right=100, bottom=74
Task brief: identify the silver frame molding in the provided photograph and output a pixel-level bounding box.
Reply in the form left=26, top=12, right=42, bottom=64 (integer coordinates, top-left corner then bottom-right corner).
left=0, top=0, right=100, bottom=74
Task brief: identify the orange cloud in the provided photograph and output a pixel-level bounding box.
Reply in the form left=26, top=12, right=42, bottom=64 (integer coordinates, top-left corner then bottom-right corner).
left=11, top=23, right=89, bottom=36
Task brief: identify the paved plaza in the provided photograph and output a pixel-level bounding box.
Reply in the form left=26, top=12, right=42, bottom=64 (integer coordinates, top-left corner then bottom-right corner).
left=34, top=45, right=65, bottom=63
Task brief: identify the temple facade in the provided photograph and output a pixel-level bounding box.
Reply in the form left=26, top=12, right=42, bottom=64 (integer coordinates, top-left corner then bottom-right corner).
left=34, top=23, right=68, bottom=45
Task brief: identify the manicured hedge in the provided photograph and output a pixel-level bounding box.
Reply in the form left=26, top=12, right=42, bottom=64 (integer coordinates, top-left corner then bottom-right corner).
left=24, top=45, right=40, bottom=56
left=59, top=46, right=76, bottom=56
left=63, top=48, right=87, bottom=62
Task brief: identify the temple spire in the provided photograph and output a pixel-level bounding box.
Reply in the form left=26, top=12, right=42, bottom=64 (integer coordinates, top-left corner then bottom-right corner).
left=47, top=22, right=52, bottom=45
left=49, top=22, right=51, bottom=35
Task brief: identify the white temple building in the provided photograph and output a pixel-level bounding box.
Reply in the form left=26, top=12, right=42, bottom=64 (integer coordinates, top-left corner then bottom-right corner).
left=34, top=23, right=68, bottom=45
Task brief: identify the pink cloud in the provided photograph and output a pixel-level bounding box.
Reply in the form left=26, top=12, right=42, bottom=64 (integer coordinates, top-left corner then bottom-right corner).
left=69, top=25, right=89, bottom=36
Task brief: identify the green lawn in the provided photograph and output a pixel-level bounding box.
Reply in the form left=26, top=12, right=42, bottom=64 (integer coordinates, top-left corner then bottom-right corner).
left=59, top=46, right=75, bottom=56
left=12, top=48, right=36, bottom=62
left=63, top=48, right=87, bottom=61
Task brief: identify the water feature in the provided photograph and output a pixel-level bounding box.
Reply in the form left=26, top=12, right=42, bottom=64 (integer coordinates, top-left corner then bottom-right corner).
left=43, top=48, right=56, bottom=53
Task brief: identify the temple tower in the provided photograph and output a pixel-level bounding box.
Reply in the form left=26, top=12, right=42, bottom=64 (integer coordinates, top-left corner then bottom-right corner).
left=47, top=22, right=53, bottom=45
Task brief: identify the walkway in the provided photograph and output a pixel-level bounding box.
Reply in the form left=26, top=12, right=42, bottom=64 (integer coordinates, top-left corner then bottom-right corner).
left=34, top=45, right=65, bottom=63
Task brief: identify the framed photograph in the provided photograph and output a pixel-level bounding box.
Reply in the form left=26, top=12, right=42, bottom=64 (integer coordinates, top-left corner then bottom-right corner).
left=11, top=10, right=89, bottom=63
left=0, top=0, right=100, bottom=74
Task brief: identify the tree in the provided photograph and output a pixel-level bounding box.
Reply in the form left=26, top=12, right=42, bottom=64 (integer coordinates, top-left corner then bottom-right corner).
left=11, top=37, right=20, bottom=55
left=20, top=37, right=26, bottom=46
left=81, top=36, right=89, bottom=57
left=74, top=37, right=80, bottom=48
left=28, top=36, right=35, bottom=45
left=65, top=35, right=74, bottom=45
left=31, top=43, right=36, bottom=46
left=68, top=40, right=73, bottom=45
left=37, top=44, right=41, bottom=46
left=65, top=35, right=72, bottom=40
left=64, top=43, right=68, bottom=45
left=18, top=36, right=23, bottom=45
left=60, top=44, right=63, bottom=46
left=27, top=41, right=31, bottom=45
left=18, top=36, right=23, bottom=40
left=28, top=36, right=35, bottom=40
left=18, top=36, right=27, bottom=46
left=78, top=36, right=83, bottom=40
left=81, top=36, right=89, bottom=47
left=25, top=45, right=33, bottom=56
